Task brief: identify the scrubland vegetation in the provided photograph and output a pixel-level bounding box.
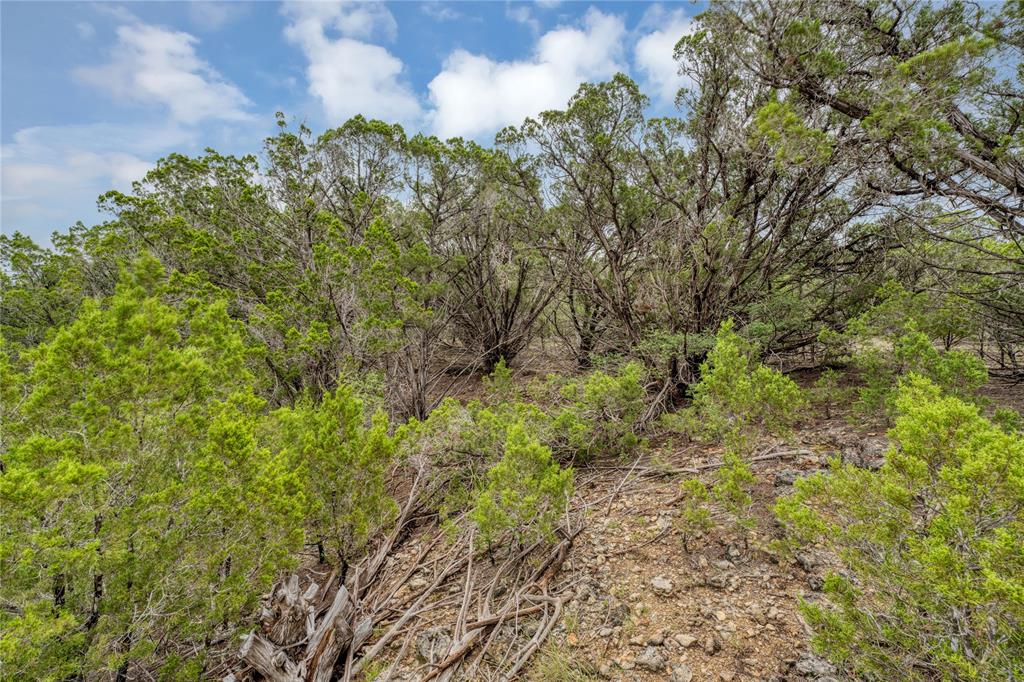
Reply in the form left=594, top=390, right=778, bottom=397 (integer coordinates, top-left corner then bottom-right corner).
left=2, top=1, right=1023, bottom=680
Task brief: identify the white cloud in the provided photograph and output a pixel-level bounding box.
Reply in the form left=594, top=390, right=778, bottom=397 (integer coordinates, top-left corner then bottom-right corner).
left=76, top=21, right=96, bottom=40
left=506, top=5, right=539, bottom=34
left=634, top=5, right=695, bottom=105
left=188, top=1, right=248, bottom=31
left=1, top=123, right=194, bottom=240
left=422, top=3, right=461, bottom=22
left=74, top=21, right=252, bottom=124
left=427, top=8, right=625, bottom=140
left=283, top=1, right=420, bottom=123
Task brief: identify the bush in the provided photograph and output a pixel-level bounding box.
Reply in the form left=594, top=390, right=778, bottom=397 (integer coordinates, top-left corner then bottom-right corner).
left=666, top=320, right=806, bottom=452
left=397, top=391, right=553, bottom=530
left=272, top=384, right=398, bottom=565
left=775, top=375, right=1024, bottom=681
left=676, top=452, right=758, bottom=550
left=0, top=257, right=306, bottom=680
left=851, top=328, right=987, bottom=415
left=471, top=423, right=574, bottom=547
left=676, top=478, right=714, bottom=552
left=545, top=361, right=648, bottom=461
left=811, top=367, right=848, bottom=419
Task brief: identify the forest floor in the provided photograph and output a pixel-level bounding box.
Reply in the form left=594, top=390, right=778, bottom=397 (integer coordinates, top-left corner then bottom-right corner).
left=522, top=421, right=860, bottom=682
left=357, top=372, right=849, bottom=682
left=258, top=374, right=1023, bottom=682
left=366, top=410, right=864, bottom=682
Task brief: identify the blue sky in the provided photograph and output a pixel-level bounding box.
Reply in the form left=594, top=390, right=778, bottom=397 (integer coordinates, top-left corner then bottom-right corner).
left=1, top=1, right=700, bottom=243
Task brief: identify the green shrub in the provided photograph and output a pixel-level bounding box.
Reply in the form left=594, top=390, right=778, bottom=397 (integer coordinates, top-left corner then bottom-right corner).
left=712, top=453, right=757, bottom=532
left=547, top=361, right=648, bottom=461
left=272, top=384, right=398, bottom=565
left=666, top=320, right=806, bottom=452
left=676, top=478, right=713, bottom=552
left=993, top=406, right=1024, bottom=435
left=834, top=282, right=989, bottom=417
left=775, top=375, right=1024, bottom=680
left=483, top=356, right=516, bottom=401
left=471, top=423, right=574, bottom=547
left=0, top=257, right=306, bottom=680
left=852, top=328, right=987, bottom=415
left=398, top=394, right=553, bottom=532
left=848, top=280, right=978, bottom=351
left=811, top=367, right=847, bottom=419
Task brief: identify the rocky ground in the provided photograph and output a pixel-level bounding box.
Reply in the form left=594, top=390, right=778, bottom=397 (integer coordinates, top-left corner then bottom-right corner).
left=258, top=375, right=1021, bottom=682
left=371, top=416, right=882, bottom=682
left=533, top=420, right=872, bottom=682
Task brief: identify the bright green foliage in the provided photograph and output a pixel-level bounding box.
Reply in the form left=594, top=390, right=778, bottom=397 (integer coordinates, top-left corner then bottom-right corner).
left=668, top=320, right=806, bottom=451
left=851, top=328, right=988, bottom=415
left=0, top=232, right=85, bottom=347
left=0, top=256, right=306, bottom=679
left=838, top=282, right=989, bottom=416
left=675, top=453, right=757, bottom=548
left=752, top=99, right=833, bottom=165
left=271, top=384, right=397, bottom=565
left=483, top=357, right=516, bottom=402
left=676, top=478, right=713, bottom=552
left=853, top=281, right=979, bottom=351
left=471, top=423, right=573, bottom=547
left=811, top=368, right=847, bottom=419
left=397, top=394, right=550, bottom=530
left=711, top=453, right=757, bottom=532
left=776, top=376, right=1024, bottom=680
left=548, top=362, right=648, bottom=460
left=993, top=406, right=1024, bottom=435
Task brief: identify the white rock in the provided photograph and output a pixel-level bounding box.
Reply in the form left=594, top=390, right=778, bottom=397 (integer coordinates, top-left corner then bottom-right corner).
left=651, top=575, right=674, bottom=594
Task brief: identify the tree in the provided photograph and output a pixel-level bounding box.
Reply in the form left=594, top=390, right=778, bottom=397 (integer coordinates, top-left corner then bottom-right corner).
left=0, top=256, right=306, bottom=680
left=691, top=0, right=1024, bottom=361
left=0, top=232, right=84, bottom=347
left=271, top=383, right=397, bottom=568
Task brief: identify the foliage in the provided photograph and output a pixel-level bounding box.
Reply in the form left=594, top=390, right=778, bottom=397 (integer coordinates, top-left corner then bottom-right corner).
left=547, top=361, right=648, bottom=461
left=711, top=453, right=757, bottom=532
left=0, top=257, right=306, bottom=679
left=666, top=320, right=806, bottom=452
left=993, top=406, right=1024, bottom=435
left=471, top=423, right=574, bottom=547
left=811, top=368, right=847, bottom=419
left=3, top=2, right=1024, bottom=675
left=483, top=356, right=516, bottom=401
left=676, top=478, right=713, bottom=552
left=0, top=232, right=85, bottom=348
left=396, top=390, right=551, bottom=529
left=271, top=384, right=398, bottom=565
left=776, top=376, right=1024, bottom=680
left=849, top=330, right=987, bottom=416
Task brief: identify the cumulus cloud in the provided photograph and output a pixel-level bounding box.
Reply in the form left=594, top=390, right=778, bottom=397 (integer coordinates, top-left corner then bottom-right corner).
left=427, top=8, right=626, bottom=139
left=282, top=1, right=420, bottom=123
left=74, top=21, right=252, bottom=124
left=633, top=5, right=695, bottom=105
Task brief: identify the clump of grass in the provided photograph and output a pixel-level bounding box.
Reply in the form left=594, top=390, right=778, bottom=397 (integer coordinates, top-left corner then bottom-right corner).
left=528, top=641, right=601, bottom=681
